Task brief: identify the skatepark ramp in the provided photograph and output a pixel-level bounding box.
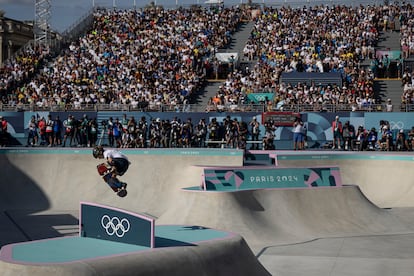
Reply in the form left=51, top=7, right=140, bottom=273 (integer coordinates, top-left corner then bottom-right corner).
left=1, top=149, right=414, bottom=275
left=1, top=202, right=270, bottom=276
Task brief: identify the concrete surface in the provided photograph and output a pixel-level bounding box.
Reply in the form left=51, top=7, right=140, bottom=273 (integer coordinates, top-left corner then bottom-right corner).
left=0, top=149, right=414, bottom=275
left=0, top=234, right=270, bottom=276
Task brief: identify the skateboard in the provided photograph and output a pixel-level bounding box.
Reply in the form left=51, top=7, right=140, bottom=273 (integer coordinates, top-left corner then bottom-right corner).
left=97, top=163, right=128, bottom=197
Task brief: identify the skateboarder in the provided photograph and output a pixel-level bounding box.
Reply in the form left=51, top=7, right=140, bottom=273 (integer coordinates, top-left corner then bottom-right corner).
left=93, top=146, right=129, bottom=196
left=93, top=145, right=130, bottom=176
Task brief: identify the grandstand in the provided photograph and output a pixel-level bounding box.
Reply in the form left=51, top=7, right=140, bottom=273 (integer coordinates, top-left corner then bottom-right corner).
left=1, top=2, right=413, bottom=113
left=1, top=2, right=414, bottom=149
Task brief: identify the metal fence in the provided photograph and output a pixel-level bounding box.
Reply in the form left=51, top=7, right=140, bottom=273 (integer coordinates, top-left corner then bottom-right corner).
left=1, top=102, right=412, bottom=113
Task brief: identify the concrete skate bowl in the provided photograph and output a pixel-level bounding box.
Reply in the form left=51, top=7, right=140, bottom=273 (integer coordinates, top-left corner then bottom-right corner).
left=1, top=148, right=414, bottom=276
left=275, top=151, right=414, bottom=208
left=0, top=148, right=272, bottom=276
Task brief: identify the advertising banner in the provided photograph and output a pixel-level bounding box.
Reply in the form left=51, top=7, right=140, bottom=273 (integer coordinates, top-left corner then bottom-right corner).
left=202, top=166, right=342, bottom=191
left=247, top=93, right=274, bottom=103
left=375, top=50, right=401, bottom=60
left=80, top=202, right=155, bottom=247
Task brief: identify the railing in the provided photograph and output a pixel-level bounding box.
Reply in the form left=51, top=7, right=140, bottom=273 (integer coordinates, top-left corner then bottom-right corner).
left=1, top=102, right=413, bottom=113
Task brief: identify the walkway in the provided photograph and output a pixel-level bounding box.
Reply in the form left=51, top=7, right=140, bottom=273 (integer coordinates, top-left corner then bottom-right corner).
left=197, top=21, right=255, bottom=107
left=373, top=28, right=403, bottom=106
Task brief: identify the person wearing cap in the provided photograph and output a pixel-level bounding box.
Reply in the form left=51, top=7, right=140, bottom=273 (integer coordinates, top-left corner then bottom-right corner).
left=249, top=116, right=260, bottom=150
left=93, top=145, right=130, bottom=177
left=331, top=115, right=343, bottom=149
left=395, top=129, right=408, bottom=151
left=378, top=125, right=393, bottom=151
left=93, top=145, right=129, bottom=196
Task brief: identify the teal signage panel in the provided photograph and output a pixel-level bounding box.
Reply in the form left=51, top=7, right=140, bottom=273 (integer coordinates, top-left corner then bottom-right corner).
left=203, top=167, right=342, bottom=191
left=247, top=93, right=274, bottom=103
left=80, top=202, right=155, bottom=248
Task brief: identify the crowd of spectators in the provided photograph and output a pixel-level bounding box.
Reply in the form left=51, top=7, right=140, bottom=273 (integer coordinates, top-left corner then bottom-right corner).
left=1, top=3, right=414, bottom=112
left=208, top=4, right=391, bottom=112
left=399, top=3, right=414, bottom=107
left=0, top=6, right=249, bottom=110
left=20, top=111, right=414, bottom=152
left=207, top=4, right=414, bottom=113
left=347, top=119, right=414, bottom=151
left=0, top=44, right=50, bottom=105
left=23, top=113, right=256, bottom=150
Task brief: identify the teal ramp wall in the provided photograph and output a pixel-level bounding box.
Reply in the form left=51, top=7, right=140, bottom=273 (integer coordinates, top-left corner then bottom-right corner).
left=80, top=202, right=155, bottom=248
left=202, top=166, right=342, bottom=191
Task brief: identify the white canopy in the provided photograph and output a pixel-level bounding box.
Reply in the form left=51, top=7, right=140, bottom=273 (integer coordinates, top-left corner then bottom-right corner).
left=215, top=53, right=239, bottom=65
left=204, top=0, right=224, bottom=4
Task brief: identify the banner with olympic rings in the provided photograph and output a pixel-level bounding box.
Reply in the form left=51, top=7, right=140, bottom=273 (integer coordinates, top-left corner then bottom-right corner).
left=80, top=202, right=155, bottom=248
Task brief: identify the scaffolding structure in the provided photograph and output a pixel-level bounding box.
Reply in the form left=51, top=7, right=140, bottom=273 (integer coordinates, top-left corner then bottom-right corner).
left=34, top=0, right=51, bottom=47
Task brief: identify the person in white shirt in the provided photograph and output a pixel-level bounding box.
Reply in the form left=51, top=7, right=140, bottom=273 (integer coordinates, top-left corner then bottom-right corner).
left=93, top=146, right=130, bottom=177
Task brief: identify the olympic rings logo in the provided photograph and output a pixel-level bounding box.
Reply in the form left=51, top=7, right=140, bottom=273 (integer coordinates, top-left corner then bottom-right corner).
left=390, top=121, right=404, bottom=130
left=101, top=215, right=130, bottom=238
left=252, top=95, right=267, bottom=101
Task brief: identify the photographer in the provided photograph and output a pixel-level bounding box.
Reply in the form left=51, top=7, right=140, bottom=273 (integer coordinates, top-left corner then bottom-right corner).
left=395, top=129, right=408, bottom=151
left=249, top=116, right=260, bottom=150
left=89, top=118, right=98, bottom=147
left=62, top=114, right=75, bottom=147
left=262, top=119, right=276, bottom=150
left=207, top=118, right=219, bottom=148
left=378, top=125, right=393, bottom=151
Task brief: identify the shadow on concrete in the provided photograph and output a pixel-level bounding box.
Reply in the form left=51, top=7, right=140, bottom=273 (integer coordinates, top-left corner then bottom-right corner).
left=0, top=155, right=78, bottom=247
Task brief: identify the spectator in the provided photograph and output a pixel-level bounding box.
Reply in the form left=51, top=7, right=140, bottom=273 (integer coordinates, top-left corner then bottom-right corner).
left=332, top=116, right=343, bottom=150
left=106, top=117, right=115, bottom=148
left=249, top=116, right=260, bottom=150
left=113, top=118, right=122, bottom=148
left=342, top=121, right=355, bottom=151
left=26, top=115, right=38, bottom=147
left=207, top=118, right=220, bottom=147
left=0, top=116, right=9, bottom=147
left=194, top=119, right=207, bottom=148
left=89, top=117, right=99, bottom=147
left=378, top=125, right=393, bottom=151
left=367, top=127, right=378, bottom=150
left=262, top=119, right=276, bottom=150
left=395, top=129, right=408, bottom=151
left=385, top=98, right=393, bottom=112
left=53, top=115, right=63, bottom=146
left=62, top=114, right=76, bottom=147
left=355, top=125, right=368, bottom=151
left=292, top=117, right=304, bottom=150
left=407, top=126, right=414, bottom=151
left=38, top=117, right=46, bottom=146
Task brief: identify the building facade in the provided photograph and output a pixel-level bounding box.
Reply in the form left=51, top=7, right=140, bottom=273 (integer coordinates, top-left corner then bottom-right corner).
left=0, top=10, right=33, bottom=66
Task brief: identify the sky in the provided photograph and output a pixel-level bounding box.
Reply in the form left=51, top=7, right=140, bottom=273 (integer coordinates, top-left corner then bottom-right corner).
left=0, top=0, right=245, bottom=32
left=1, top=0, right=372, bottom=33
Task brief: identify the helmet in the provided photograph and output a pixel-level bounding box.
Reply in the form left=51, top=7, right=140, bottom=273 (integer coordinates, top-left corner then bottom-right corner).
left=92, top=146, right=103, bottom=158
